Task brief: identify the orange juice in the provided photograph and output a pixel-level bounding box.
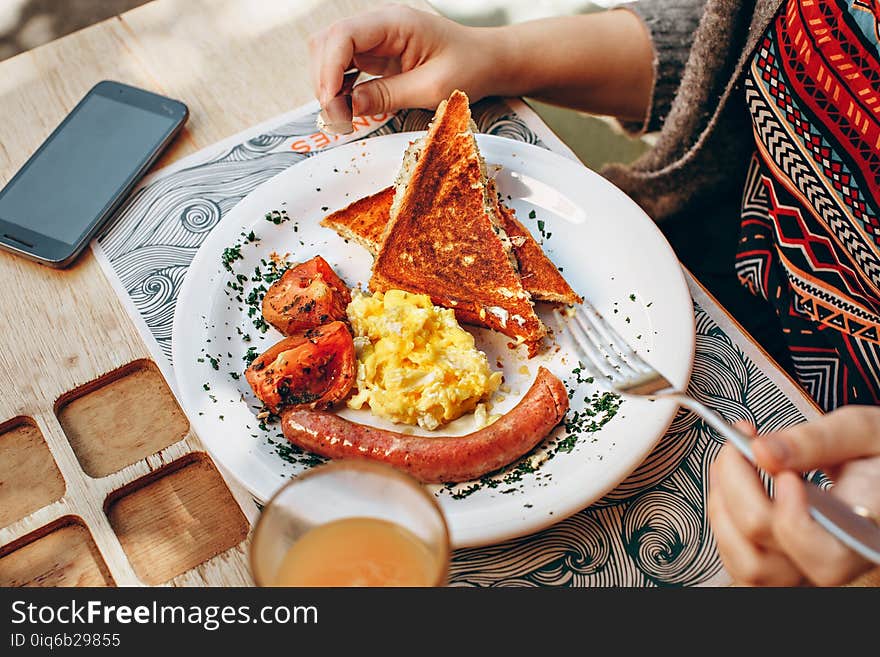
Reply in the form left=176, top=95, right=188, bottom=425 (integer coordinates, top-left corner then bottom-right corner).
left=272, top=517, right=440, bottom=587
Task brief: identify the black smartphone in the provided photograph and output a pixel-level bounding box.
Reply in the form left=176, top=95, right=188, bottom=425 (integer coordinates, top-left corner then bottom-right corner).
left=0, top=80, right=188, bottom=268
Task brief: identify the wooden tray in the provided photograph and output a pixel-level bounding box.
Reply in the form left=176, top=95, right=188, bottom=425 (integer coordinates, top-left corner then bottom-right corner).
left=0, top=341, right=253, bottom=586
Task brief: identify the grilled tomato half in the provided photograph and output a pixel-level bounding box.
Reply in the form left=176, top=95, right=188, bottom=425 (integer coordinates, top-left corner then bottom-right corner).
left=262, top=255, right=351, bottom=334
left=245, top=321, right=356, bottom=413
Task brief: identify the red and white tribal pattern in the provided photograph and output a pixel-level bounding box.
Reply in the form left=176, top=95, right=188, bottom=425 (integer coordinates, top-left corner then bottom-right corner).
left=737, top=0, right=880, bottom=408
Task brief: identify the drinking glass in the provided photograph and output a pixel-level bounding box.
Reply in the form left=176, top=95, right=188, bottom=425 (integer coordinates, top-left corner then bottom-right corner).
left=250, top=460, right=450, bottom=587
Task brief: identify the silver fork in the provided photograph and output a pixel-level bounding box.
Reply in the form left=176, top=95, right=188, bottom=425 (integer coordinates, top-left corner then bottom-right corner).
left=555, top=302, right=880, bottom=565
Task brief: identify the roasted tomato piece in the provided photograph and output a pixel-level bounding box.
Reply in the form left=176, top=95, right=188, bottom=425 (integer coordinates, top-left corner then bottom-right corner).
left=262, top=256, right=352, bottom=334
left=245, top=321, right=355, bottom=413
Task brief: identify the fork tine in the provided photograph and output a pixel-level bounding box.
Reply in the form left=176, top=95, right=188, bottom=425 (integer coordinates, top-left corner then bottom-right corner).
left=578, top=300, right=652, bottom=374
left=553, top=311, right=618, bottom=381
left=572, top=308, right=643, bottom=379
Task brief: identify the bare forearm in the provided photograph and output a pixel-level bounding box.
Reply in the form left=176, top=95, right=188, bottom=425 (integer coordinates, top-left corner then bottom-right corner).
left=484, top=11, right=654, bottom=122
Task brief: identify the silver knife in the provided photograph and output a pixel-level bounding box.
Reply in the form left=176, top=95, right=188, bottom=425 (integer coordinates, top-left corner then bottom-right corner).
left=317, top=69, right=361, bottom=136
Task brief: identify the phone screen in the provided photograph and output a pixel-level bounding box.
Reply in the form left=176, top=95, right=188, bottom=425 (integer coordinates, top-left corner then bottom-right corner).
left=0, top=88, right=182, bottom=246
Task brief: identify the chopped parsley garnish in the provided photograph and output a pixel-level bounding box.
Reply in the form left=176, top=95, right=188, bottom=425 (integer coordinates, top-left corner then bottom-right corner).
left=570, top=361, right=594, bottom=386
left=559, top=388, right=622, bottom=446
left=451, top=483, right=482, bottom=500
left=221, top=245, right=243, bottom=272
left=264, top=209, right=290, bottom=224
left=253, top=316, right=271, bottom=333
left=264, top=430, right=329, bottom=469
left=244, top=346, right=260, bottom=366
left=529, top=215, right=549, bottom=240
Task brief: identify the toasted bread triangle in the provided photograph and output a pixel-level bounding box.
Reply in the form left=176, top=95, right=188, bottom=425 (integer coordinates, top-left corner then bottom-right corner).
left=491, top=195, right=582, bottom=305
left=322, top=184, right=582, bottom=305
left=321, top=186, right=394, bottom=253
left=368, top=90, right=546, bottom=353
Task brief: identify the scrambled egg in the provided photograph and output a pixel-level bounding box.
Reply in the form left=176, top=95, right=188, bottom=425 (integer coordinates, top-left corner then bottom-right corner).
left=347, top=289, right=502, bottom=429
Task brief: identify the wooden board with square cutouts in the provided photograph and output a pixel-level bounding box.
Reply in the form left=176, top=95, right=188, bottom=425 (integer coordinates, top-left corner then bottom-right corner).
left=0, top=357, right=252, bottom=587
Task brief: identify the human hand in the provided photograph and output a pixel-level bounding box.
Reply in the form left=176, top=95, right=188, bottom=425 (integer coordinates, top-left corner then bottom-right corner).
left=308, top=5, right=505, bottom=116
left=707, top=406, right=880, bottom=586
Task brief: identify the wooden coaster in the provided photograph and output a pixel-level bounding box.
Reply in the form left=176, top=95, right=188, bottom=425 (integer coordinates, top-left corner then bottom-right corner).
left=56, top=360, right=190, bottom=478
left=106, top=453, right=249, bottom=585
left=0, top=418, right=66, bottom=528
left=0, top=517, right=115, bottom=587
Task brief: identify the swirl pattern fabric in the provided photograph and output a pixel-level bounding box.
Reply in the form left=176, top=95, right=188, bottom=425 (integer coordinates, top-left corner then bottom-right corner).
left=94, top=98, right=811, bottom=587
left=737, top=0, right=880, bottom=409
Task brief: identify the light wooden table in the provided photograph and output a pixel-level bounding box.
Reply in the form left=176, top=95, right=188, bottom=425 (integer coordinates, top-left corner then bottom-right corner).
left=0, top=0, right=876, bottom=588
left=0, top=0, right=427, bottom=588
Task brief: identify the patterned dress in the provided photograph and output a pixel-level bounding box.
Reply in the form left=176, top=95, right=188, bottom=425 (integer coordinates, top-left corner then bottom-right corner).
left=736, top=0, right=880, bottom=410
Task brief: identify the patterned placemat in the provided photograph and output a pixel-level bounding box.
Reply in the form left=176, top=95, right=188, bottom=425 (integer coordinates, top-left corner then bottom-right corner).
left=92, top=98, right=819, bottom=587
left=450, top=296, right=810, bottom=586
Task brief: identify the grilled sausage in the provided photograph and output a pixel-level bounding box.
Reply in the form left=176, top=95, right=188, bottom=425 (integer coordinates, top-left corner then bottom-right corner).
left=280, top=366, right=569, bottom=483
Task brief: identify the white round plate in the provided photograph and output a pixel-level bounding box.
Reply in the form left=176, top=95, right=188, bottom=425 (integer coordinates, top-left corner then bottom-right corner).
left=172, top=132, right=694, bottom=548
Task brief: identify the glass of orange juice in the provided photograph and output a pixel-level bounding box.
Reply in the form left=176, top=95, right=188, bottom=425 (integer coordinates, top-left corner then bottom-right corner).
left=250, top=461, right=450, bottom=587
